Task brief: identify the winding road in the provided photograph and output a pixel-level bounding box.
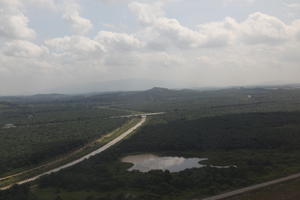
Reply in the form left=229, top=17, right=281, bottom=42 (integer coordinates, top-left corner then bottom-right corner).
left=0, top=115, right=149, bottom=190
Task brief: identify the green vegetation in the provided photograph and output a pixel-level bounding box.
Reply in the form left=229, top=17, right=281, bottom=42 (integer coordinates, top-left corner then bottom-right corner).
left=30, top=112, right=300, bottom=200
left=0, top=103, right=131, bottom=176
left=2, top=87, right=300, bottom=200
left=226, top=178, right=300, bottom=200
left=96, top=117, right=142, bottom=145
left=115, top=112, right=300, bottom=152
left=0, top=117, right=143, bottom=189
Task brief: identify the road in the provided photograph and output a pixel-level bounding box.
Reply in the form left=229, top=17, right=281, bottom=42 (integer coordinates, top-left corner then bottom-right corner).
left=110, top=112, right=165, bottom=118
left=198, top=172, right=300, bottom=200
left=0, top=115, right=147, bottom=190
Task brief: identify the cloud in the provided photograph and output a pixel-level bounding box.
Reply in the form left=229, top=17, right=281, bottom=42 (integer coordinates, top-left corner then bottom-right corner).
left=290, top=20, right=300, bottom=41
left=62, top=0, right=93, bottom=35
left=95, top=31, right=143, bottom=51
left=27, top=0, right=58, bottom=10
left=45, top=36, right=105, bottom=59
left=0, top=0, right=300, bottom=95
left=99, top=0, right=175, bottom=4
left=0, top=0, right=58, bottom=40
left=197, top=12, right=300, bottom=46
left=239, top=12, right=289, bottom=45
left=129, top=1, right=206, bottom=49
left=196, top=17, right=237, bottom=47
left=130, top=2, right=296, bottom=49
left=128, top=1, right=165, bottom=25
left=0, top=0, right=36, bottom=40
left=2, top=40, right=48, bottom=58
left=287, top=3, right=300, bottom=10
left=223, top=0, right=255, bottom=5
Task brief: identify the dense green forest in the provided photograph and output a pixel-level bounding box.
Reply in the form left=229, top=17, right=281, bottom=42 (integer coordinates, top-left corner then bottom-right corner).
left=115, top=112, right=300, bottom=152
left=0, top=103, right=130, bottom=175
left=2, top=87, right=300, bottom=200
left=28, top=112, right=300, bottom=200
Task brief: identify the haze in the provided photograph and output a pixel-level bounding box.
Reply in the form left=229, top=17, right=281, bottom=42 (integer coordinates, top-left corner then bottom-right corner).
left=1, top=0, right=300, bottom=95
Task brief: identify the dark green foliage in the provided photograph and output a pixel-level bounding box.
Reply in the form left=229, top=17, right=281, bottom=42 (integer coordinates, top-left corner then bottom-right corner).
left=3, top=87, right=300, bottom=199
left=38, top=154, right=247, bottom=200
left=0, top=103, right=129, bottom=174
left=0, top=185, right=33, bottom=200
left=34, top=111, right=300, bottom=200
left=115, top=112, right=300, bottom=152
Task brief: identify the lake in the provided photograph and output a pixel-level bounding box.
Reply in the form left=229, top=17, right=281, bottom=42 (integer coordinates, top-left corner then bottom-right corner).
left=122, top=154, right=206, bottom=172
left=122, top=154, right=235, bottom=173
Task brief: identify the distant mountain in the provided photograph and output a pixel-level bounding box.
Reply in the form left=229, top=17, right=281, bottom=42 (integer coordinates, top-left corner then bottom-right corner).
left=29, top=93, right=68, bottom=100
left=147, top=87, right=170, bottom=93
left=87, top=87, right=200, bottom=106
left=3, top=83, right=300, bottom=105
left=0, top=93, right=81, bottom=103
left=51, top=79, right=194, bottom=94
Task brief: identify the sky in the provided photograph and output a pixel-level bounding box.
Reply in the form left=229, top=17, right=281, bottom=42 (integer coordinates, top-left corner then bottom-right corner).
left=0, top=0, right=300, bottom=95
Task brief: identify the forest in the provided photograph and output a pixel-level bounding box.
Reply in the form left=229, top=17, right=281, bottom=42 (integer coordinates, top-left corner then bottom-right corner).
left=0, top=102, right=130, bottom=175
left=2, top=87, right=300, bottom=200
left=32, top=112, right=300, bottom=200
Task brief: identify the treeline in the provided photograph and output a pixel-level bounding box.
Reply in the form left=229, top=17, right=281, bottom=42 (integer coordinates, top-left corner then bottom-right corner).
left=114, top=112, right=300, bottom=153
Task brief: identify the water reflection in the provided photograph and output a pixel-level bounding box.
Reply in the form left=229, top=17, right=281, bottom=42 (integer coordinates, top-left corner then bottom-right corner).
left=122, top=154, right=206, bottom=172
left=122, top=154, right=235, bottom=173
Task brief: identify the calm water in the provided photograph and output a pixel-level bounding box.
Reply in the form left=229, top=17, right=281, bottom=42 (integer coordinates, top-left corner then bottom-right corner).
left=121, top=154, right=208, bottom=172
left=122, top=154, right=236, bottom=173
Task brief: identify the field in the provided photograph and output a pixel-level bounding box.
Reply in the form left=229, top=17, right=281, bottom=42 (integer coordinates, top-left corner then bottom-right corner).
left=1, top=87, right=300, bottom=200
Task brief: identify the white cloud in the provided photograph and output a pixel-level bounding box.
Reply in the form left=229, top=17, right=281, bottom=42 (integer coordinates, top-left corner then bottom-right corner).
left=27, top=0, right=58, bottom=10
left=129, top=1, right=165, bottom=25
left=62, top=0, right=93, bottom=35
left=287, top=3, right=300, bottom=10
left=129, top=2, right=206, bottom=49
left=0, top=14, right=36, bottom=40
left=0, top=0, right=36, bottom=40
left=197, top=12, right=300, bottom=46
left=239, top=12, right=289, bottom=45
left=223, top=0, right=255, bottom=5
left=130, top=2, right=297, bottom=49
left=197, top=17, right=237, bottom=47
left=290, top=20, right=300, bottom=41
left=95, top=31, right=143, bottom=51
left=2, top=40, right=48, bottom=58
left=0, top=0, right=21, bottom=8
left=45, top=36, right=105, bottom=58
left=0, top=0, right=300, bottom=95
left=0, top=0, right=59, bottom=40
